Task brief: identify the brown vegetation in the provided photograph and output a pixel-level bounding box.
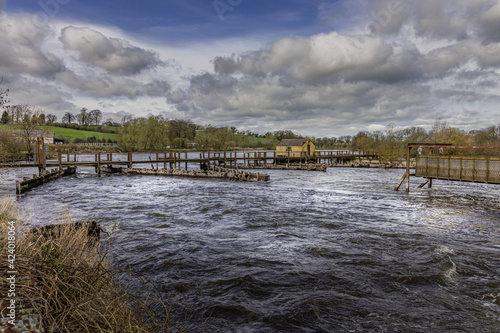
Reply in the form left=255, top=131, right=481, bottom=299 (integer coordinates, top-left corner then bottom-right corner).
left=0, top=199, right=196, bottom=332
left=350, top=121, right=500, bottom=162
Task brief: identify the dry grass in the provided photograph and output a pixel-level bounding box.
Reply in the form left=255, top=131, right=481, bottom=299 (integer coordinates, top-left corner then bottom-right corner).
left=0, top=198, right=196, bottom=333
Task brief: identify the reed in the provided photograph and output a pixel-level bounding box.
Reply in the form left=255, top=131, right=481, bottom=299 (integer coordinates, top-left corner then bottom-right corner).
left=0, top=198, right=190, bottom=332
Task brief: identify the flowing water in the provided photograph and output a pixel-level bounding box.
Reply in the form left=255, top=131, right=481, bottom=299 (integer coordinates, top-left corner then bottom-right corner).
left=2, top=165, right=500, bottom=332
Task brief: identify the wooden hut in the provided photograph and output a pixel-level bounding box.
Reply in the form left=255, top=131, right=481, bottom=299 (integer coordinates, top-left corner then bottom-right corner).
left=276, top=139, right=315, bottom=158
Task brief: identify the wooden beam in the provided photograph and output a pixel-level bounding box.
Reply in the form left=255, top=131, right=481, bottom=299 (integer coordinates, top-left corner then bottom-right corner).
left=394, top=173, right=407, bottom=191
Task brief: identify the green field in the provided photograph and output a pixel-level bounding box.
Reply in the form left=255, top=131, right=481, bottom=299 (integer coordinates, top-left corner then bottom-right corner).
left=0, top=125, right=117, bottom=142
left=41, top=126, right=117, bottom=142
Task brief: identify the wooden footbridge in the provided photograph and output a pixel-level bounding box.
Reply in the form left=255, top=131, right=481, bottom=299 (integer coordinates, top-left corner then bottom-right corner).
left=4, top=148, right=377, bottom=195
left=2, top=149, right=377, bottom=174
left=394, top=144, right=500, bottom=192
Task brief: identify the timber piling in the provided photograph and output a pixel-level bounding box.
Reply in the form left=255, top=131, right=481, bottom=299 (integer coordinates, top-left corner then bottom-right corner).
left=16, top=167, right=76, bottom=195
left=231, top=164, right=328, bottom=172
left=125, top=166, right=270, bottom=182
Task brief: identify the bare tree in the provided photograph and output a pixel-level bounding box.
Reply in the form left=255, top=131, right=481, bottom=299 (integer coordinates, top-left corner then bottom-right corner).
left=17, top=105, right=47, bottom=152
left=77, top=108, right=90, bottom=126
left=89, top=109, right=102, bottom=126
left=46, top=114, right=57, bottom=124
left=0, top=79, right=8, bottom=110
left=5, top=105, right=23, bottom=124
left=62, top=112, right=75, bottom=124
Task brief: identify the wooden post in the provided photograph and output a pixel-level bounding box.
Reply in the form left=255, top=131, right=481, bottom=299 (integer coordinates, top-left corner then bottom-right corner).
left=473, top=159, right=476, bottom=182
left=394, top=173, right=407, bottom=191
left=460, top=158, right=463, bottom=180
left=42, top=142, right=46, bottom=173
left=405, top=145, right=411, bottom=192
left=58, top=153, right=62, bottom=171
left=486, top=159, right=490, bottom=183
left=97, top=152, right=101, bottom=176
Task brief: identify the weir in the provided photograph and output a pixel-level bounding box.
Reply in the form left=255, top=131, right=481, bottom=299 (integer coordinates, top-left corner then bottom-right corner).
left=15, top=167, right=76, bottom=195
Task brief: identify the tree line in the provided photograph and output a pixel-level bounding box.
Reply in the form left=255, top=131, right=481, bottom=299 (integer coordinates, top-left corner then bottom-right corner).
left=2, top=81, right=499, bottom=158
left=350, top=122, right=500, bottom=161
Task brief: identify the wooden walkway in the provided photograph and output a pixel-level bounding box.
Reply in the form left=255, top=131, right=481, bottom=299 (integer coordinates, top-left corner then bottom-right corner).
left=394, top=144, right=500, bottom=192
left=1, top=150, right=377, bottom=173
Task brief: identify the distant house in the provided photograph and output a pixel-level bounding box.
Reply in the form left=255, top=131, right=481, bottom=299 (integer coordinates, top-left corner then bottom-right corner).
left=276, top=138, right=315, bottom=158
left=11, top=130, right=55, bottom=144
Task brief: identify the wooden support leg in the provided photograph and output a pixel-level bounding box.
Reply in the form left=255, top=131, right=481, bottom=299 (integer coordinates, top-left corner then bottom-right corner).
left=418, top=178, right=430, bottom=188
left=394, top=173, right=407, bottom=191
left=418, top=178, right=433, bottom=189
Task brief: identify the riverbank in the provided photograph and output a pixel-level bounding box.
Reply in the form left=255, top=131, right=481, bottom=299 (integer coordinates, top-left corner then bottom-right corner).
left=0, top=199, right=182, bottom=332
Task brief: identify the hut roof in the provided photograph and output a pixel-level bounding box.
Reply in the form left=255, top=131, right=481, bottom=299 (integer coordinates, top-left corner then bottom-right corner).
left=277, top=139, right=310, bottom=147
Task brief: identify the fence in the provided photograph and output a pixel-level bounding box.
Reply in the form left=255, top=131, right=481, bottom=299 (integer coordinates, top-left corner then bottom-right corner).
left=416, top=156, right=500, bottom=184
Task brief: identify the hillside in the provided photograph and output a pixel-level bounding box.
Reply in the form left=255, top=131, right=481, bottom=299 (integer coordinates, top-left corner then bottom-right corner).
left=0, top=125, right=117, bottom=143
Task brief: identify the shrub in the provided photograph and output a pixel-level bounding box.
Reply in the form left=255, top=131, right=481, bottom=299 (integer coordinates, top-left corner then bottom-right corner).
left=0, top=199, right=191, bottom=332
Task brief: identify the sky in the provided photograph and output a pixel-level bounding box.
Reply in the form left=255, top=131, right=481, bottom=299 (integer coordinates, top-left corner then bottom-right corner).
left=1, top=0, right=500, bottom=137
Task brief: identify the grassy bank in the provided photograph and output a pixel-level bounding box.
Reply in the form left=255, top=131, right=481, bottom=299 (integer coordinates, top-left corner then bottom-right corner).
left=0, top=124, right=117, bottom=142
left=0, top=199, right=186, bottom=332
left=40, top=125, right=117, bottom=142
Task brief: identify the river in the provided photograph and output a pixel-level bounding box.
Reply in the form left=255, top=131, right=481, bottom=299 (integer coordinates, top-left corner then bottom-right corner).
left=2, top=165, right=500, bottom=332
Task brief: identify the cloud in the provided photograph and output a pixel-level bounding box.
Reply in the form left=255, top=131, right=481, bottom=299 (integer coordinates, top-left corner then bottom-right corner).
left=0, top=11, right=173, bottom=117
left=60, top=26, right=164, bottom=75
left=479, top=0, right=500, bottom=42
left=2, top=0, right=500, bottom=136
left=56, top=71, right=171, bottom=99
left=475, top=41, right=500, bottom=68
left=366, top=0, right=499, bottom=41
left=171, top=71, right=435, bottom=134
left=214, top=32, right=423, bottom=83
left=2, top=75, right=76, bottom=111
left=0, top=13, right=65, bottom=78
left=180, top=0, right=500, bottom=135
